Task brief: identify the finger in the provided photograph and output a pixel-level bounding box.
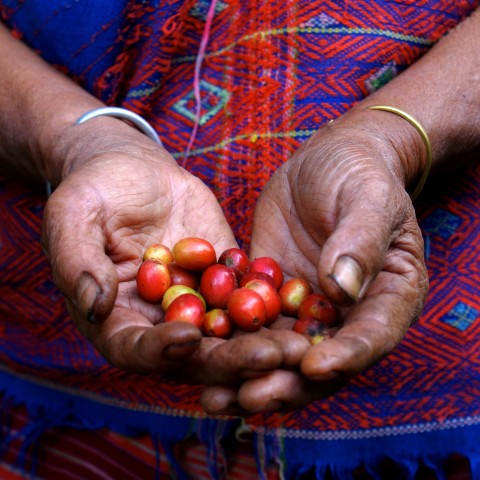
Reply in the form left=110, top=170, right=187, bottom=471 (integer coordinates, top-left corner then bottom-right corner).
left=201, top=371, right=347, bottom=416
left=70, top=298, right=281, bottom=381
left=69, top=303, right=203, bottom=373
left=316, top=175, right=414, bottom=305
left=245, top=326, right=310, bottom=367
left=236, top=370, right=347, bottom=414
left=200, top=386, right=244, bottom=416
left=185, top=334, right=285, bottom=385
left=42, top=186, right=119, bottom=323
left=302, top=251, right=427, bottom=381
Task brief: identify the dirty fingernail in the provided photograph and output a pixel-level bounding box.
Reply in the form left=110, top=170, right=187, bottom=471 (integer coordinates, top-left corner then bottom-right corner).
left=74, top=272, right=100, bottom=320
left=329, top=255, right=363, bottom=303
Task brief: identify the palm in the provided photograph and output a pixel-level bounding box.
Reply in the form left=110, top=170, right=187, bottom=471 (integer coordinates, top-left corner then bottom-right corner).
left=249, top=167, right=327, bottom=289
left=85, top=153, right=237, bottom=321
left=220, top=129, right=430, bottom=412
left=42, top=150, right=297, bottom=385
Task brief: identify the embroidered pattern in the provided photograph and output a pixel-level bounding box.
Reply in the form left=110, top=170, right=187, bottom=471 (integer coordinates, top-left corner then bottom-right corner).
left=0, top=0, right=479, bottom=477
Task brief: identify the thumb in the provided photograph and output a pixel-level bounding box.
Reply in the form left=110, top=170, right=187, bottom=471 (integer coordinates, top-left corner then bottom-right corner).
left=317, top=177, right=411, bottom=305
left=42, top=188, right=119, bottom=324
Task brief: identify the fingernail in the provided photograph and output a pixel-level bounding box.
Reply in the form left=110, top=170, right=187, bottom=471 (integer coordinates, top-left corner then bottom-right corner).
left=329, top=255, right=363, bottom=303
left=74, top=272, right=100, bottom=321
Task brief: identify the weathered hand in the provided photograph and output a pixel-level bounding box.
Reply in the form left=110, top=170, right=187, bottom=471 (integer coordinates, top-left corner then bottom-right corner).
left=41, top=121, right=303, bottom=385
left=201, top=110, right=429, bottom=414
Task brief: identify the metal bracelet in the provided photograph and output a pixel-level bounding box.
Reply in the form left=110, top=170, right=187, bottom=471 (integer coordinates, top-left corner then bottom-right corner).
left=367, top=105, right=432, bottom=201
left=46, top=106, right=162, bottom=197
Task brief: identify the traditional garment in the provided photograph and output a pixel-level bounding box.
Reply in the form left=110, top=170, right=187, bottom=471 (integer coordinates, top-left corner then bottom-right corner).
left=0, top=1, right=479, bottom=478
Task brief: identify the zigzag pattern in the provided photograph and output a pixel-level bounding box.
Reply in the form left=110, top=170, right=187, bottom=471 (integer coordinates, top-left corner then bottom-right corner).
left=0, top=0, right=479, bottom=457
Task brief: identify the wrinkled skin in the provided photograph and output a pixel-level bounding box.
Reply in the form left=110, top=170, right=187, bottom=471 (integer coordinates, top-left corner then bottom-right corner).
left=200, top=117, right=429, bottom=414
left=4, top=8, right=479, bottom=418
left=42, top=128, right=309, bottom=386
left=42, top=113, right=428, bottom=415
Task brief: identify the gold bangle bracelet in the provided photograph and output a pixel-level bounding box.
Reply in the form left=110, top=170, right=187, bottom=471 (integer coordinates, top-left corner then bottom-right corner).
left=367, top=105, right=432, bottom=201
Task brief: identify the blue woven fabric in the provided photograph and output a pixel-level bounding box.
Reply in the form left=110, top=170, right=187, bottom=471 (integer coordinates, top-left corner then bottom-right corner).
left=0, top=1, right=479, bottom=478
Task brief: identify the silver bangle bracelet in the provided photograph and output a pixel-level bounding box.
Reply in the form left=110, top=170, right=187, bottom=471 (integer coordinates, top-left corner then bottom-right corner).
left=46, top=107, right=163, bottom=197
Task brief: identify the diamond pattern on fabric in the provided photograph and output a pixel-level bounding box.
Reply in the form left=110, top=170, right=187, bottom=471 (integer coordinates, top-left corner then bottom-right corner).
left=420, top=208, right=463, bottom=239
left=441, top=302, right=479, bottom=331
left=172, top=80, right=230, bottom=125
left=0, top=1, right=480, bottom=478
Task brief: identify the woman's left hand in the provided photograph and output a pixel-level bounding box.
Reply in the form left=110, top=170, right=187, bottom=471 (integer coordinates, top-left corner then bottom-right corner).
left=201, top=108, right=429, bottom=414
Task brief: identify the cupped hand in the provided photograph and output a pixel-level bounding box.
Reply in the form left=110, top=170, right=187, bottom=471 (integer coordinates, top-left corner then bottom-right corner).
left=42, top=119, right=304, bottom=385
left=201, top=108, right=429, bottom=414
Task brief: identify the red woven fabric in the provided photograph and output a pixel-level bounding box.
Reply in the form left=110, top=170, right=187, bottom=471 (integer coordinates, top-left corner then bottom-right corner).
left=0, top=1, right=479, bottom=478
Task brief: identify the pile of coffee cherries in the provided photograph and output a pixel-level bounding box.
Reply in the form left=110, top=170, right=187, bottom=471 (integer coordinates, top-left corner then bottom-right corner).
left=136, top=237, right=338, bottom=344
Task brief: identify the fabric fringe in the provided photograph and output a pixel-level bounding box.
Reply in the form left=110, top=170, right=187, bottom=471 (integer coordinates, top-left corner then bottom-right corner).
left=1, top=367, right=479, bottom=479
left=0, top=368, right=240, bottom=479
left=470, top=455, right=480, bottom=480
left=255, top=422, right=479, bottom=480
left=198, top=418, right=233, bottom=479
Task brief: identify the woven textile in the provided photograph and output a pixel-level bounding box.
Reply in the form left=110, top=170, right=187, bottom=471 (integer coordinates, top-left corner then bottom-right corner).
left=0, top=1, right=479, bottom=478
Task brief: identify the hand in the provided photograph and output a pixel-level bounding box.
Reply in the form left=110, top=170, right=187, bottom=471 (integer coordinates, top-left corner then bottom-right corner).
left=42, top=119, right=307, bottom=385
left=201, top=109, right=429, bottom=414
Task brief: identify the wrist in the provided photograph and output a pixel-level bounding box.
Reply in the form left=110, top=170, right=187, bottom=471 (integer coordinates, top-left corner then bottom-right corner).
left=339, top=105, right=430, bottom=197
left=44, top=113, right=171, bottom=188
left=365, top=105, right=431, bottom=200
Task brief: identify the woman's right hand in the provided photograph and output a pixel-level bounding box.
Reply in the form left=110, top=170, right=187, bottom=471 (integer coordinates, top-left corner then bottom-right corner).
left=42, top=117, right=308, bottom=388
